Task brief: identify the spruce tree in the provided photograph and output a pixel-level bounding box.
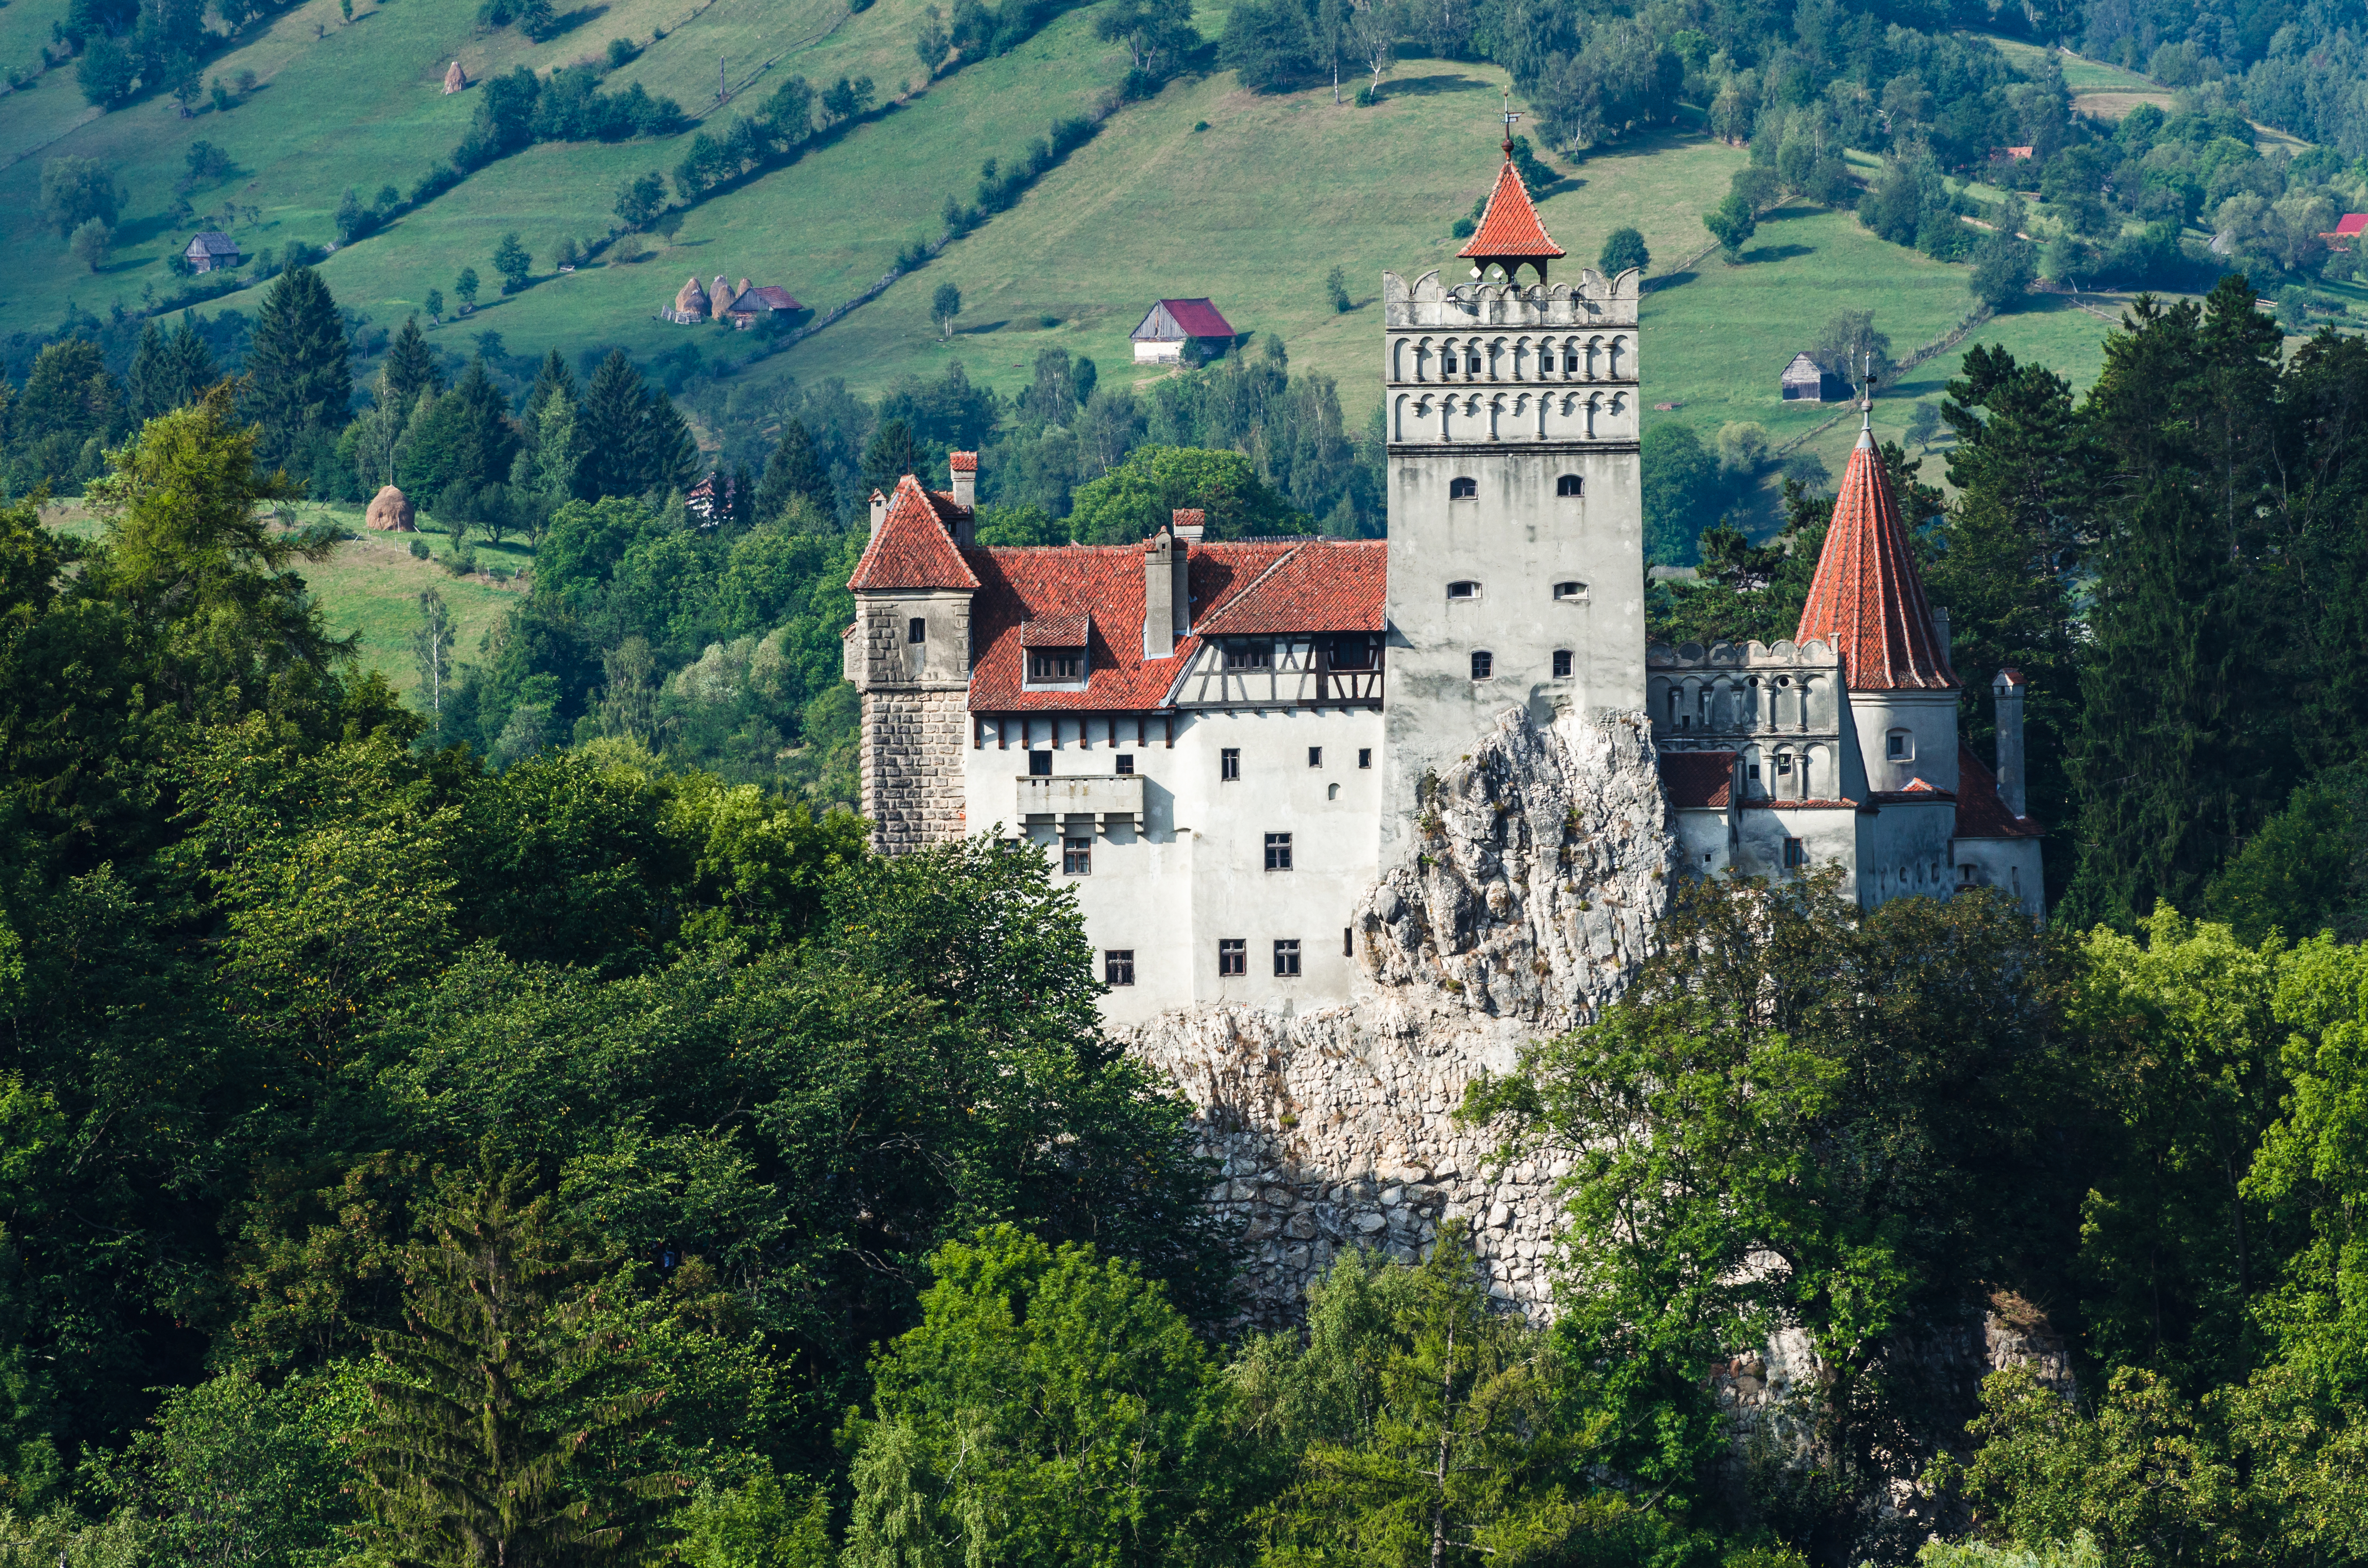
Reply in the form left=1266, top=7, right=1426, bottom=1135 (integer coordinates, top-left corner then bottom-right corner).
left=127, top=322, right=170, bottom=423
left=577, top=350, right=648, bottom=500
left=522, top=349, right=576, bottom=433
left=2063, top=277, right=2291, bottom=928
left=641, top=390, right=700, bottom=496
left=168, top=317, right=218, bottom=405
left=243, top=265, right=351, bottom=468
left=753, top=418, right=835, bottom=526
left=1927, top=345, right=2091, bottom=901
left=384, top=314, right=441, bottom=414
left=348, top=1157, right=677, bottom=1568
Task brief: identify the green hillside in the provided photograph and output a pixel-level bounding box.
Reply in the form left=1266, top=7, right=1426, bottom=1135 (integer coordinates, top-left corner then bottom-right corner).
left=0, top=0, right=2130, bottom=446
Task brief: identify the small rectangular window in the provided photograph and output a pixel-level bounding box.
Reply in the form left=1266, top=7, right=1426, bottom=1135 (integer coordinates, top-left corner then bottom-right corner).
left=1218, top=938, right=1246, bottom=976
left=1104, top=949, right=1134, bottom=986
left=1563, top=352, right=1579, bottom=372
left=1029, top=650, right=1083, bottom=680
left=1552, top=649, right=1573, bottom=678
left=1343, top=926, right=1353, bottom=957
left=1028, top=751, right=1052, bottom=777
left=1307, top=746, right=1323, bottom=768
left=1063, top=837, right=1092, bottom=875
left=1221, top=748, right=1241, bottom=781
left=1886, top=732, right=1911, bottom=760
left=907, top=616, right=926, bottom=644
left=1274, top=939, right=1301, bottom=977
left=1471, top=650, right=1494, bottom=680
left=1748, top=761, right=1761, bottom=779
left=1784, top=837, right=1806, bottom=868
left=1358, top=748, right=1372, bottom=769
left=1447, top=580, right=1478, bottom=599
left=1223, top=641, right=1274, bottom=670
left=1116, top=754, right=1134, bottom=775
left=1776, top=754, right=1793, bottom=775
left=1265, top=832, right=1293, bottom=871
left=1553, top=580, right=1585, bottom=599
left=1465, top=353, right=1482, bottom=373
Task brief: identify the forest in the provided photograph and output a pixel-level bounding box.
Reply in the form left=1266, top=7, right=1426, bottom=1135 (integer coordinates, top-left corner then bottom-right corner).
left=0, top=255, right=2363, bottom=1565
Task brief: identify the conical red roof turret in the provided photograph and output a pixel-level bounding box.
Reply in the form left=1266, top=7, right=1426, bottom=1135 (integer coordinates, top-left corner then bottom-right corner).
left=1459, top=144, right=1564, bottom=284
left=1793, top=418, right=1956, bottom=691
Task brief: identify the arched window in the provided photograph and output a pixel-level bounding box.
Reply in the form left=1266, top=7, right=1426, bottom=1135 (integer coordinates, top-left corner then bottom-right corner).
left=1449, top=477, right=1477, bottom=499
left=1556, top=474, right=1582, bottom=496
left=1553, top=580, right=1585, bottom=600
left=1447, top=580, right=1479, bottom=600
left=1470, top=650, right=1494, bottom=680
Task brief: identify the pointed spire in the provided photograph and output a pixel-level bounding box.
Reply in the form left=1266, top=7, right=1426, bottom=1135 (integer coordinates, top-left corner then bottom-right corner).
left=1458, top=114, right=1564, bottom=286
left=1793, top=432, right=1956, bottom=692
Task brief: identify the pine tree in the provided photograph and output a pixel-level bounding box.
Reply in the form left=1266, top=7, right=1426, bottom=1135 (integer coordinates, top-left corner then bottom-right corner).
left=2063, top=277, right=2292, bottom=929
left=127, top=322, right=170, bottom=423
left=243, top=265, right=351, bottom=468
left=641, top=390, right=700, bottom=496
left=168, top=317, right=219, bottom=405
left=577, top=350, right=649, bottom=500
left=753, top=418, right=835, bottom=525
left=383, top=314, right=441, bottom=414
left=521, top=349, right=576, bottom=433
left=348, top=1157, right=677, bottom=1568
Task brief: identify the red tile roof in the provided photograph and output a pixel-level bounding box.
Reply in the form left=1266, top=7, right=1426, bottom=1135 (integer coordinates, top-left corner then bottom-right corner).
left=1192, top=540, right=1387, bottom=636
left=1953, top=744, right=2041, bottom=839
left=967, top=539, right=1316, bottom=712
left=1659, top=751, right=1734, bottom=809
left=949, top=451, right=978, bottom=473
left=1459, top=157, right=1565, bottom=262
left=1020, top=612, right=1092, bottom=646
left=848, top=475, right=980, bottom=592
left=1794, top=424, right=1956, bottom=691
left=2337, top=215, right=2368, bottom=237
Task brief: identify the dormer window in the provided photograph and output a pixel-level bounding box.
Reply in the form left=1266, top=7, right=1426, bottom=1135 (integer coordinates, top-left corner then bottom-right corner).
left=1447, top=581, right=1479, bottom=600
left=1020, top=612, right=1090, bottom=686
left=1556, top=474, right=1583, bottom=496
left=1449, top=478, right=1478, bottom=499
left=1028, top=649, right=1084, bottom=681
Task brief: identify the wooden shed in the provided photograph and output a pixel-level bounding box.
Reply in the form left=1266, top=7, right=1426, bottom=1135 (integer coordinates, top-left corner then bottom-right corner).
left=184, top=232, right=242, bottom=274
left=1781, top=351, right=1845, bottom=403
left=1131, top=298, right=1237, bottom=364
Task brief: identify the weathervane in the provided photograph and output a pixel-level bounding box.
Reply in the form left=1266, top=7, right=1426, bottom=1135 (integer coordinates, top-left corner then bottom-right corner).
left=1501, top=88, right=1520, bottom=158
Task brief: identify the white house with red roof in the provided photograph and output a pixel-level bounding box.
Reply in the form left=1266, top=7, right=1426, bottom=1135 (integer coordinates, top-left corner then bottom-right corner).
left=845, top=143, right=2042, bottom=1024
left=1131, top=298, right=1238, bottom=364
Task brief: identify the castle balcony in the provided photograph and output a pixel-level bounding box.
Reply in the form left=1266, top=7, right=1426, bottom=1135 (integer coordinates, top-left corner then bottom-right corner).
left=1016, top=773, right=1143, bottom=831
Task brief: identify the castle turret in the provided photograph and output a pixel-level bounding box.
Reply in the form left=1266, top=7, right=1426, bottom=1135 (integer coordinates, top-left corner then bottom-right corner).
left=847, top=474, right=980, bottom=853
left=1993, top=669, right=2028, bottom=818
left=1794, top=404, right=1958, bottom=798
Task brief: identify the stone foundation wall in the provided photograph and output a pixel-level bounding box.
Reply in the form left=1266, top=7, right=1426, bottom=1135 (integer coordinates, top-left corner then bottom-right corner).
left=1117, top=707, right=1674, bottom=1322
left=860, top=688, right=967, bottom=855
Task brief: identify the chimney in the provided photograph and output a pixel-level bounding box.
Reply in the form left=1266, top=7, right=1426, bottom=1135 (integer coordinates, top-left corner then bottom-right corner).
left=1993, top=669, right=2027, bottom=818
left=1143, top=526, right=1175, bottom=659
left=1932, top=605, right=1951, bottom=665
left=950, top=451, right=978, bottom=510
left=1170, top=508, right=1205, bottom=544
left=868, top=489, right=888, bottom=538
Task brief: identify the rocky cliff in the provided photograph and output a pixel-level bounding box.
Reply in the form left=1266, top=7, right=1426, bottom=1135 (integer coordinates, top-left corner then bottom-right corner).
left=1117, top=706, right=1674, bottom=1321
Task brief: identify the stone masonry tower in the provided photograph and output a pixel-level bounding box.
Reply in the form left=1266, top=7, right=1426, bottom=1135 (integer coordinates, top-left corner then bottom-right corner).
left=1377, top=139, right=1647, bottom=870
left=846, top=465, right=980, bottom=853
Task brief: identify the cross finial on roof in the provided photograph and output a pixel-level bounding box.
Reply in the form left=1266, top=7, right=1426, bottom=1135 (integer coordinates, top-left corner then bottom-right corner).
left=1857, top=350, right=1876, bottom=448
left=1501, top=88, right=1520, bottom=158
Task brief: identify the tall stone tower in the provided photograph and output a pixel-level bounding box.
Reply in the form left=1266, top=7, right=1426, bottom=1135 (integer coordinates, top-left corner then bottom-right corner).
left=1377, top=141, right=1646, bottom=869
left=846, top=469, right=979, bottom=853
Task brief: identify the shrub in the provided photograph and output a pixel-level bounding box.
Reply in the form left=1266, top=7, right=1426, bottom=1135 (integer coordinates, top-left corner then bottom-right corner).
left=1598, top=226, right=1649, bottom=276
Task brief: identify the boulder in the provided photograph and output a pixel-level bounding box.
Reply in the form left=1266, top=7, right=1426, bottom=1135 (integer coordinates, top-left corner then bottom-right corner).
left=366, top=485, right=417, bottom=532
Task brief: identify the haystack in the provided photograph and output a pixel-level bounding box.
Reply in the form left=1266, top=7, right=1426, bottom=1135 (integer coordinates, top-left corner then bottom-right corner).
left=674, top=276, right=708, bottom=317
left=367, top=485, right=417, bottom=532
left=707, top=274, right=736, bottom=319
left=443, top=60, right=467, bottom=94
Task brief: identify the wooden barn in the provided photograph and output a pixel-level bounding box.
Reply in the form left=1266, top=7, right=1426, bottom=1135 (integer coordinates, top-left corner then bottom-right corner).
left=183, top=232, right=242, bottom=274
left=1781, top=351, right=1846, bottom=402
left=1131, top=297, right=1237, bottom=364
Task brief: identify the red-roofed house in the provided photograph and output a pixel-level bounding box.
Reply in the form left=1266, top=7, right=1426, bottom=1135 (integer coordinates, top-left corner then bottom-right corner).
left=2321, top=214, right=2368, bottom=247
left=1131, top=298, right=1239, bottom=364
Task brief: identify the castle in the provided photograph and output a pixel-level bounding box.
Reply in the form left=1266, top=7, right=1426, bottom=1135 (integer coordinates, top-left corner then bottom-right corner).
left=843, top=144, right=2042, bottom=1028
